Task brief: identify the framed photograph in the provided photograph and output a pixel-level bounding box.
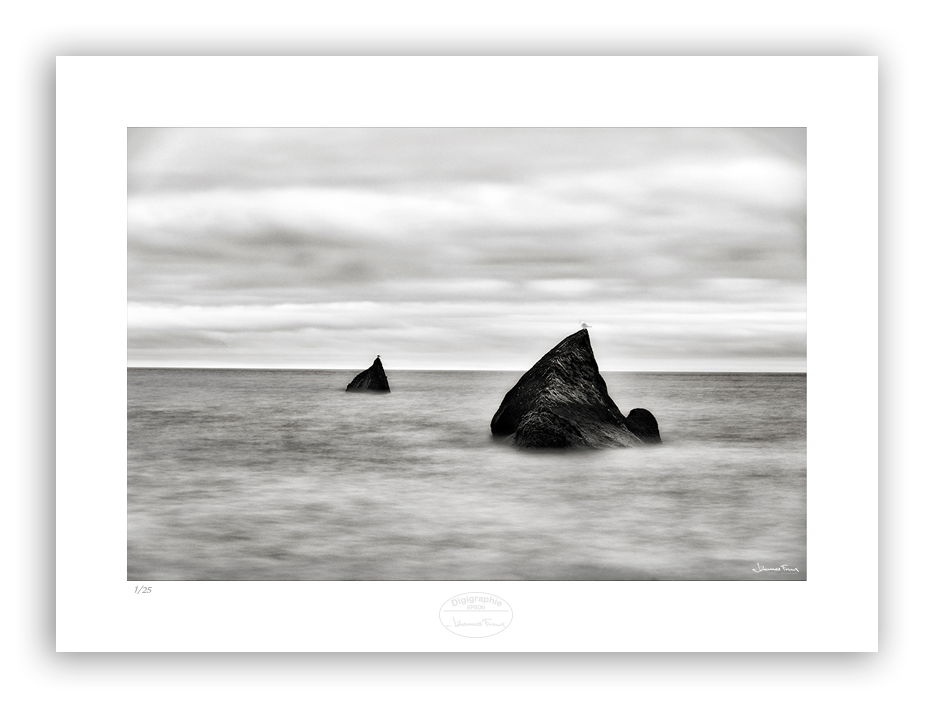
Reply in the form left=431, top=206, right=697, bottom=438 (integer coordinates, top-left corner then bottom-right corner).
left=56, top=56, right=877, bottom=651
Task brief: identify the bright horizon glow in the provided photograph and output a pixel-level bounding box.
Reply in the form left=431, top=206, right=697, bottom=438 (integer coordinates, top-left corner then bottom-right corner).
left=127, top=364, right=807, bottom=373
left=127, top=364, right=808, bottom=375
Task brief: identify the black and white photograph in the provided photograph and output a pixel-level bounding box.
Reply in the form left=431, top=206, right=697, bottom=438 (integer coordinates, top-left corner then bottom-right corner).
left=127, top=127, right=807, bottom=581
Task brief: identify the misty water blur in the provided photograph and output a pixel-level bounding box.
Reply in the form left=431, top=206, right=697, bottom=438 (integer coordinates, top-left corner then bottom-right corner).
left=128, top=369, right=805, bottom=580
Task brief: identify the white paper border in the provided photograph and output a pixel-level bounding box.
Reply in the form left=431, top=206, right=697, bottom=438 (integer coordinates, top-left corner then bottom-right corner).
left=56, top=56, right=877, bottom=652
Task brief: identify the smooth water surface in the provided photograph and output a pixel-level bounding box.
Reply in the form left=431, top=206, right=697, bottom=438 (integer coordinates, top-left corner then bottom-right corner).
left=128, top=369, right=806, bottom=580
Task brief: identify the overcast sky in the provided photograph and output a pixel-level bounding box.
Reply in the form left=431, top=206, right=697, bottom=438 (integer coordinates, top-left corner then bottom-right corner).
left=127, top=127, right=805, bottom=371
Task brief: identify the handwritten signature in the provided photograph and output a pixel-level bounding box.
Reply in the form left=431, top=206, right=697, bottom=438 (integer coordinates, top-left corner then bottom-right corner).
left=448, top=618, right=508, bottom=628
left=752, top=563, right=800, bottom=573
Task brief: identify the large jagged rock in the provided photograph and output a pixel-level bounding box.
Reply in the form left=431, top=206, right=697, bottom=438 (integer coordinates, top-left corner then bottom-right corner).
left=346, top=356, right=391, bottom=393
left=490, top=329, right=660, bottom=448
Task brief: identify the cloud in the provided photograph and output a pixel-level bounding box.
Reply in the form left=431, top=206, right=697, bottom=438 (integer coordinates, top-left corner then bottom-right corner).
left=127, top=128, right=806, bottom=370
left=128, top=329, right=230, bottom=351
left=128, top=290, right=805, bottom=371
left=128, top=162, right=804, bottom=301
left=129, top=127, right=805, bottom=194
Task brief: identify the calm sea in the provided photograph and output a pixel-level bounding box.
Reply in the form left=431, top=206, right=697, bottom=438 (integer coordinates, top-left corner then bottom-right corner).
left=128, top=369, right=806, bottom=581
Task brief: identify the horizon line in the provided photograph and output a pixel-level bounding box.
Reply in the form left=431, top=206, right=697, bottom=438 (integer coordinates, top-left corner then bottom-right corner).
left=126, top=364, right=807, bottom=374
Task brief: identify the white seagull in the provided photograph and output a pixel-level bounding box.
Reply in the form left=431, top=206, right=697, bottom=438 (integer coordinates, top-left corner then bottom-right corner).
left=580, top=321, right=591, bottom=329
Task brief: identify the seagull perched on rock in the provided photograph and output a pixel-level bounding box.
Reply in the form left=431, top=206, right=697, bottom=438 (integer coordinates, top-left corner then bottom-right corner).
left=580, top=321, right=591, bottom=329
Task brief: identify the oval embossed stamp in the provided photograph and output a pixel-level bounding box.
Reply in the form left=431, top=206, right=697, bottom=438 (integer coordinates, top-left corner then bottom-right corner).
left=439, top=592, right=513, bottom=638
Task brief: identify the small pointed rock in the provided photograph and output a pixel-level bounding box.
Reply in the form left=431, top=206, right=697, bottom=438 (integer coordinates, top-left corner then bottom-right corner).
left=346, top=356, right=391, bottom=393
